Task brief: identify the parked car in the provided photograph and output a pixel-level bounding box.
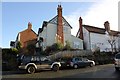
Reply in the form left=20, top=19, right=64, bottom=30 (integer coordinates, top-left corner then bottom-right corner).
left=18, top=55, right=61, bottom=74
left=69, top=57, right=94, bottom=69
left=81, top=58, right=95, bottom=66
left=114, top=52, right=120, bottom=71
left=56, top=58, right=72, bottom=69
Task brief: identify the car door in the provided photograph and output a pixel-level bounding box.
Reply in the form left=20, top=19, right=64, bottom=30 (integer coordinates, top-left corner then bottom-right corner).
left=39, top=58, right=52, bottom=69
left=116, top=54, right=120, bottom=67
left=77, top=58, right=85, bottom=67
left=82, top=58, right=90, bottom=66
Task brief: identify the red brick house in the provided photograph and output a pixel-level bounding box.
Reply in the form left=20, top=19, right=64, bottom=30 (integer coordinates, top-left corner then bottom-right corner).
left=10, top=22, right=37, bottom=54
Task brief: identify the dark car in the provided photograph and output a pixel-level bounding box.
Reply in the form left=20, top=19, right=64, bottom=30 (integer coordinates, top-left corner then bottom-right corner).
left=114, top=52, right=120, bottom=71
left=69, top=57, right=94, bottom=69
left=56, top=58, right=72, bottom=69
left=18, top=55, right=61, bottom=74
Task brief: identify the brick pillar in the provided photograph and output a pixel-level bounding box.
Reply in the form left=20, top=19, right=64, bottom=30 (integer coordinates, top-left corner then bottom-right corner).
left=57, top=5, right=64, bottom=45
left=79, top=17, right=84, bottom=40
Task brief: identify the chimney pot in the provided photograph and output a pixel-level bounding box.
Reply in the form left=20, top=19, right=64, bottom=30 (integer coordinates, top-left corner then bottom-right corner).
left=104, top=21, right=110, bottom=32
left=28, top=22, right=32, bottom=29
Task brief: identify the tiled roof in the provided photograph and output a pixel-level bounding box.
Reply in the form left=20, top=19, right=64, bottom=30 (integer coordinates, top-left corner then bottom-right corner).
left=109, top=30, right=120, bottom=36
left=83, top=25, right=106, bottom=34
left=20, top=28, right=37, bottom=35
left=48, top=15, right=72, bottom=28
left=38, top=15, right=73, bottom=34
left=38, top=21, right=48, bottom=34
left=83, top=25, right=120, bottom=36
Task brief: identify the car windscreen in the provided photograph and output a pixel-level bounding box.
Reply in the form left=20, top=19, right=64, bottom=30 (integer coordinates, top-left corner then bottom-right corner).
left=115, top=54, right=120, bottom=59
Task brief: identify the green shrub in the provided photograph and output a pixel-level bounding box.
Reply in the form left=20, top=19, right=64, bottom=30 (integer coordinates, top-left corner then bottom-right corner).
left=26, top=44, right=36, bottom=55
left=93, top=52, right=114, bottom=65
left=11, top=48, right=19, bottom=55
left=45, top=43, right=63, bottom=55
left=2, top=48, right=18, bottom=71
left=63, top=41, right=71, bottom=50
left=51, top=43, right=63, bottom=51
left=16, top=41, right=22, bottom=50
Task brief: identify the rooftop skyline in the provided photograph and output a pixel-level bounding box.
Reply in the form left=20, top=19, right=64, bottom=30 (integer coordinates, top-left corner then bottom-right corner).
left=2, top=0, right=119, bottom=48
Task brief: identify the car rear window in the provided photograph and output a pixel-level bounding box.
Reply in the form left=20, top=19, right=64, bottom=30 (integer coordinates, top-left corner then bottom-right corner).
left=115, top=54, right=120, bottom=59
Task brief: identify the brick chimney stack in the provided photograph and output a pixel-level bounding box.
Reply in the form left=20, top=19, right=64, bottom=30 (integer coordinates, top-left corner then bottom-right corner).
left=79, top=17, right=84, bottom=40
left=28, top=22, right=32, bottom=29
left=57, top=5, right=64, bottom=45
left=104, top=21, right=110, bottom=33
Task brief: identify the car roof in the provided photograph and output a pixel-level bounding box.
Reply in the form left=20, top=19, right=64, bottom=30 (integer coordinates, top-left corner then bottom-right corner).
left=116, top=52, right=120, bottom=55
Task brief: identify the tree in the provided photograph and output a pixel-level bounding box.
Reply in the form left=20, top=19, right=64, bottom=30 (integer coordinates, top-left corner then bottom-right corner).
left=51, top=42, right=63, bottom=51
left=45, top=42, right=63, bottom=55
left=11, top=48, right=19, bottom=55
left=16, top=41, right=22, bottom=50
left=26, top=44, right=36, bottom=55
left=63, top=41, right=71, bottom=50
left=104, top=21, right=118, bottom=54
left=15, top=41, right=22, bottom=54
left=107, top=35, right=116, bottom=54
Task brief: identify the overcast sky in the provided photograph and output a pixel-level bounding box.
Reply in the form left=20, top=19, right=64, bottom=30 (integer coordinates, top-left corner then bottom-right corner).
left=1, top=0, right=120, bottom=48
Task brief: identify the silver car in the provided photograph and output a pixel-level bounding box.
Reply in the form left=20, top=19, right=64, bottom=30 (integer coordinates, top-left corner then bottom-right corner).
left=70, top=57, right=94, bottom=69
left=82, top=58, right=95, bottom=66
left=114, top=53, right=120, bottom=71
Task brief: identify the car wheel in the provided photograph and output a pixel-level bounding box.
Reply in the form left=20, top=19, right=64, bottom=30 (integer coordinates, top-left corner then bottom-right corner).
left=115, top=67, right=119, bottom=71
left=90, top=63, right=94, bottom=67
left=27, top=66, right=36, bottom=74
left=73, top=64, right=78, bottom=69
left=52, top=65, right=59, bottom=72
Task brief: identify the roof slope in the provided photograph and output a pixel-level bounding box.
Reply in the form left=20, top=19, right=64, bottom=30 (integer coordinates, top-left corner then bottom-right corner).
left=82, top=25, right=120, bottom=36
left=49, top=15, right=72, bottom=29
left=83, top=25, right=106, bottom=34
left=38, top=15, right=73, bottom=34
left=77, top=24, right=120, bottom=37
left=18, top=28, right=37, bottom=47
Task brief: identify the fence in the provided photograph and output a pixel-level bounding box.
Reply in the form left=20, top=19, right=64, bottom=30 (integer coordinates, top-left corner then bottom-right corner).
left=47, top=50, right=93, bottom=60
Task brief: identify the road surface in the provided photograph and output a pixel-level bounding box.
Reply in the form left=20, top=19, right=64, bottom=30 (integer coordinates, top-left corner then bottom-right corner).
left=2, top=64, right=120, bottom=79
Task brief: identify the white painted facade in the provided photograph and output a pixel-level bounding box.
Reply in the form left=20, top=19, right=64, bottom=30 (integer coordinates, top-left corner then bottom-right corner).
left=37, top=18, right=83, bottom=50
left=83, top=27, right=90, bottom=50
left=83, top=27, right=119, bottom=52
left=37, top=23, right=57, bottom=50
left=70, top=35, right=83, bottom=49
left=118, top=34, right=120, bottom=50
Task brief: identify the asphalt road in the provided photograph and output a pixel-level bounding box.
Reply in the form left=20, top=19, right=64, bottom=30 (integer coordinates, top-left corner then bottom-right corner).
left=2, top=64, right=120, bottom=79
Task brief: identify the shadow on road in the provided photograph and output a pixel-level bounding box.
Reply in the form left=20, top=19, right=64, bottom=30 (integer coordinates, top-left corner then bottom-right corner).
left=2, top=67, right=84, bottom=76
left=2, top=69, right=58, bottom=75
left=2, top=70, right=26, bottom=75
left=113, top=70, right=120, bottom=78
left=60, top=66, right=89, bottom=70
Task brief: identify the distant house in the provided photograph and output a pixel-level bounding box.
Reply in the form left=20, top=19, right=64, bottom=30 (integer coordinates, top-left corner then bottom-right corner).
left=36, top=5, right=83, bottom=50
left=76, top=17, right=120, bottom=52
left=10, top=22, right=37, bottom=54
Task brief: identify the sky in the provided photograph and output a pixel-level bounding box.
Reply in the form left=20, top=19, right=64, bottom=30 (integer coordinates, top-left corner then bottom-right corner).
left=1, top=0, right=120, bottom=48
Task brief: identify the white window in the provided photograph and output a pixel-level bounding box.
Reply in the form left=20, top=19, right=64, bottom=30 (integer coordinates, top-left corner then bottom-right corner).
left=74, top=42, right=80, bottom=49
